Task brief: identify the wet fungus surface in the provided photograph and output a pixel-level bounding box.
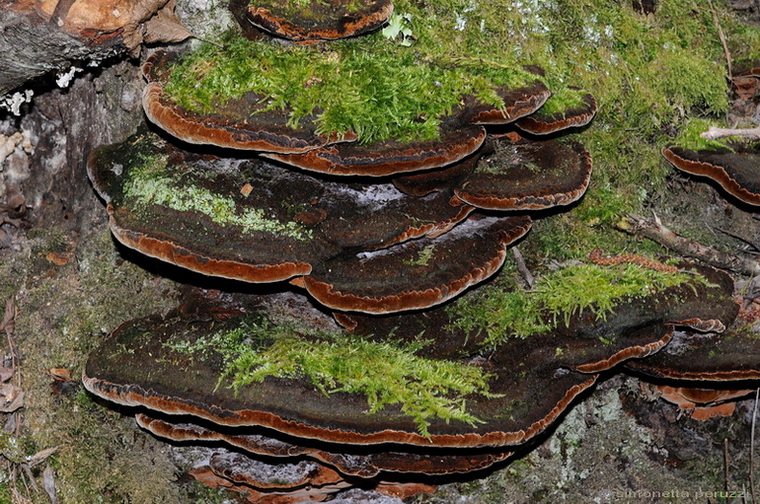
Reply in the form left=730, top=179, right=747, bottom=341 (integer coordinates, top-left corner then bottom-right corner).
left=77, top=0, right=758, bottom=500
left=231, top=0, right=395, bottom=42
left=663, top=142, right=760, bottom=206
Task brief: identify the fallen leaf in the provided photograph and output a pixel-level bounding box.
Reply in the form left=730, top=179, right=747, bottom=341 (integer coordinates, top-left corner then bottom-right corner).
left=29, top=447, right=59, bottom=468
left=47, top=368, right=72, bottom=382
left=0, top=382, right=24, bottom=412
left=45, top=252, right=69, bottom=266
left=141, top=2, right=196, bottom=45
left=43, top=464, right=58, bottom=504
left=0, top=297, right=15, bottom=337
left=0, top=366, right=13, bottom=382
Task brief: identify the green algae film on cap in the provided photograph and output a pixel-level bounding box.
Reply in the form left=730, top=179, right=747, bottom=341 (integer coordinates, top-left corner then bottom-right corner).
left=122, top=150, right=312, bottom=241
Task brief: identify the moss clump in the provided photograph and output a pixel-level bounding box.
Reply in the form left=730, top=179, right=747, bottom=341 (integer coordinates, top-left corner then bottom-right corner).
left=165, top=318, right=498, bottom=437
left=164, top=12, right=539, bottom=143
left=124, top=152, right=312, bottom=241
left=534, top=87, right=589, bottom=117
left=448, top=259, right=707, bottom=348
left=670, top=118, right=736, bottom=152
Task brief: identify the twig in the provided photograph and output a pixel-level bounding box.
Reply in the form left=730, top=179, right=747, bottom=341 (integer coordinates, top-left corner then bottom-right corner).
left=617, top=214, right=760, bottom=276
left=725, top=437, right=731, bottom=497
left=707, top=0, right=733, bottom=78
left=701, top=126, right=760, bottom=141
left=715, top=227, right=760, bottom=252
left=511, top=246, right=535, bottom=289
left=751, top=388, right=758, bottom=504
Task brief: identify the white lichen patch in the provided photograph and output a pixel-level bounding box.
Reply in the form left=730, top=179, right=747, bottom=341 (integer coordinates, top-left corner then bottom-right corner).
left=0, top=90, right=34, bottom=116
left=333, top=183, right=406, bottom=209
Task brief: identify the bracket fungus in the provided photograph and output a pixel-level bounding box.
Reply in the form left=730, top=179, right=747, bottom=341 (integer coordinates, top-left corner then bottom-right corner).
left=230, top=0, right=395, bottom=42
left=663, top=142, right=760, bottom=206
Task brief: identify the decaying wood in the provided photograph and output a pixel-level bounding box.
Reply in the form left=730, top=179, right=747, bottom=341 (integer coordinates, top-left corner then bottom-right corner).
left=618, top=214, right=760, bottom=276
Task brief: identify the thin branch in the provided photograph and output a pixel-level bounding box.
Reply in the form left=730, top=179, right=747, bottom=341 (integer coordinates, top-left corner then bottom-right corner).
left=701, top=126, right=760, bottom=141
left=511, top=246, right=535, bottom=289
left=618, top=214, right=760, bottom=276
left=715, top=227, right=760, bottom=252
left=707, top=0, right=733, bottom=78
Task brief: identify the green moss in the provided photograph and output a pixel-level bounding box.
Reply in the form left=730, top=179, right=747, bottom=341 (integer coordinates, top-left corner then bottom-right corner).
left=124, top=152, right=311, bottom=241
left=671, top=118, right=736, bottom=152
left=536, top=87, right=589, bottom=117
left=448, top=259, right=708, bottom=347
left=165, top=317, right=499, bottom=437
left=164, top=13, right=538, bottom=143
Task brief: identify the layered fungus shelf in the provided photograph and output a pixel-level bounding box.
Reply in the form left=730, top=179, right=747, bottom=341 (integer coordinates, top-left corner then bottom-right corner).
left=75, top=0, right=760, bottom=501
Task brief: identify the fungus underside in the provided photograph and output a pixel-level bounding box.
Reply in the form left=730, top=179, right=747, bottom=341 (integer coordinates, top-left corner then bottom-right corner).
left=448, top=259, right=710, bottom=348
left=163, top=317, right=498, bottom=437
left=122, top=152, right=312, bottom=241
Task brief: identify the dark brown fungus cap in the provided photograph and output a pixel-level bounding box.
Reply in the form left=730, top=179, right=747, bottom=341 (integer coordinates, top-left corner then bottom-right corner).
left=189, top=449, right=349, bottom=504
left=626, top=328, right=760, bottom=382
left=136, top=414, right=512, bottom=478
left=514, top=90, right=597, bottom=135
left=261, top=124, right=487, bottom=177
left=301, top=214, right=532, bottom=314
left=142, top=50, right=352, bottom=153
left=336, top=263, right=737, bottom=375
left=232, top=0, right=394, bottom=42
left=87, top=130, right=476, bottom=286
left=392, top=150, right=481, bottom=197
left=82, top=292, right=595, bottom=448
left=454, top=135, right=592, bottom=211
left=663, top=144, right=760, bottom=206
left=467, top=82, right=551, bottom=125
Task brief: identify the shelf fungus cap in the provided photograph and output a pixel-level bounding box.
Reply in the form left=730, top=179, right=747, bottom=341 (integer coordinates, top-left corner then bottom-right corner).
left=663, top=143, right=760, bottom=206
left=136, top=414, right=513, bottom=478
left=626, top=327, right=760, bottom=382
left=467, top=82, right=551, bottom=125
left=515, top=89, right=597, bottom=135
left=261, top=124, right=487, bottom=177
left=232, top=0, right=394, bottom=41
left=454, top=136, right=593, bottom=211
left=82, top=292, right=595, bottom=449
left=142, top=50, right=353, bottom=153
left=87, top=130, right=477, bottom=289
left=301, top=214, right=532, bottom=314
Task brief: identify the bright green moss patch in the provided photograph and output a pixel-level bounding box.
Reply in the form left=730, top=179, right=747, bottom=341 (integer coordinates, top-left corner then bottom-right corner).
left=671, top=118, right=736, bottom=152
left=535, top=88, right=589, bottom=117
left=163, top=16, right=538, bottom=143
left=448, top=259, right=707, bottom=348
left=164, top=318, right=498, bottom=437
left=123, top=152, right=311, bottom=241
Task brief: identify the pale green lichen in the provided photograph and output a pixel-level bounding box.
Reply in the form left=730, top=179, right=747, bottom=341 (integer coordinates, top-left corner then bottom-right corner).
left=448, top=259, right=709, bottom=348
left=123, top=154, right=312, bottom=241
left=164, top=318, right=498, bottom=437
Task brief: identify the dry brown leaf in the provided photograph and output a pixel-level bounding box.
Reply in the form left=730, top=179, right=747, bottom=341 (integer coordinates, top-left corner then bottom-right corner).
left=43, top=464, right=58, bottom=504
left=0, top=366, right=13, bottom=382
left=45, top=252, right=69, bottom=267
left=47, top=368, right=73, bottom=382
left=142, top=1, right=196, bottom=45
left=1, top=297, right=15, bottom=337
left=29, top=448, right=59, bottom=468
left=122, top=0, right=171, bottom=54
left=0, top=382, right=24, bottom=412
